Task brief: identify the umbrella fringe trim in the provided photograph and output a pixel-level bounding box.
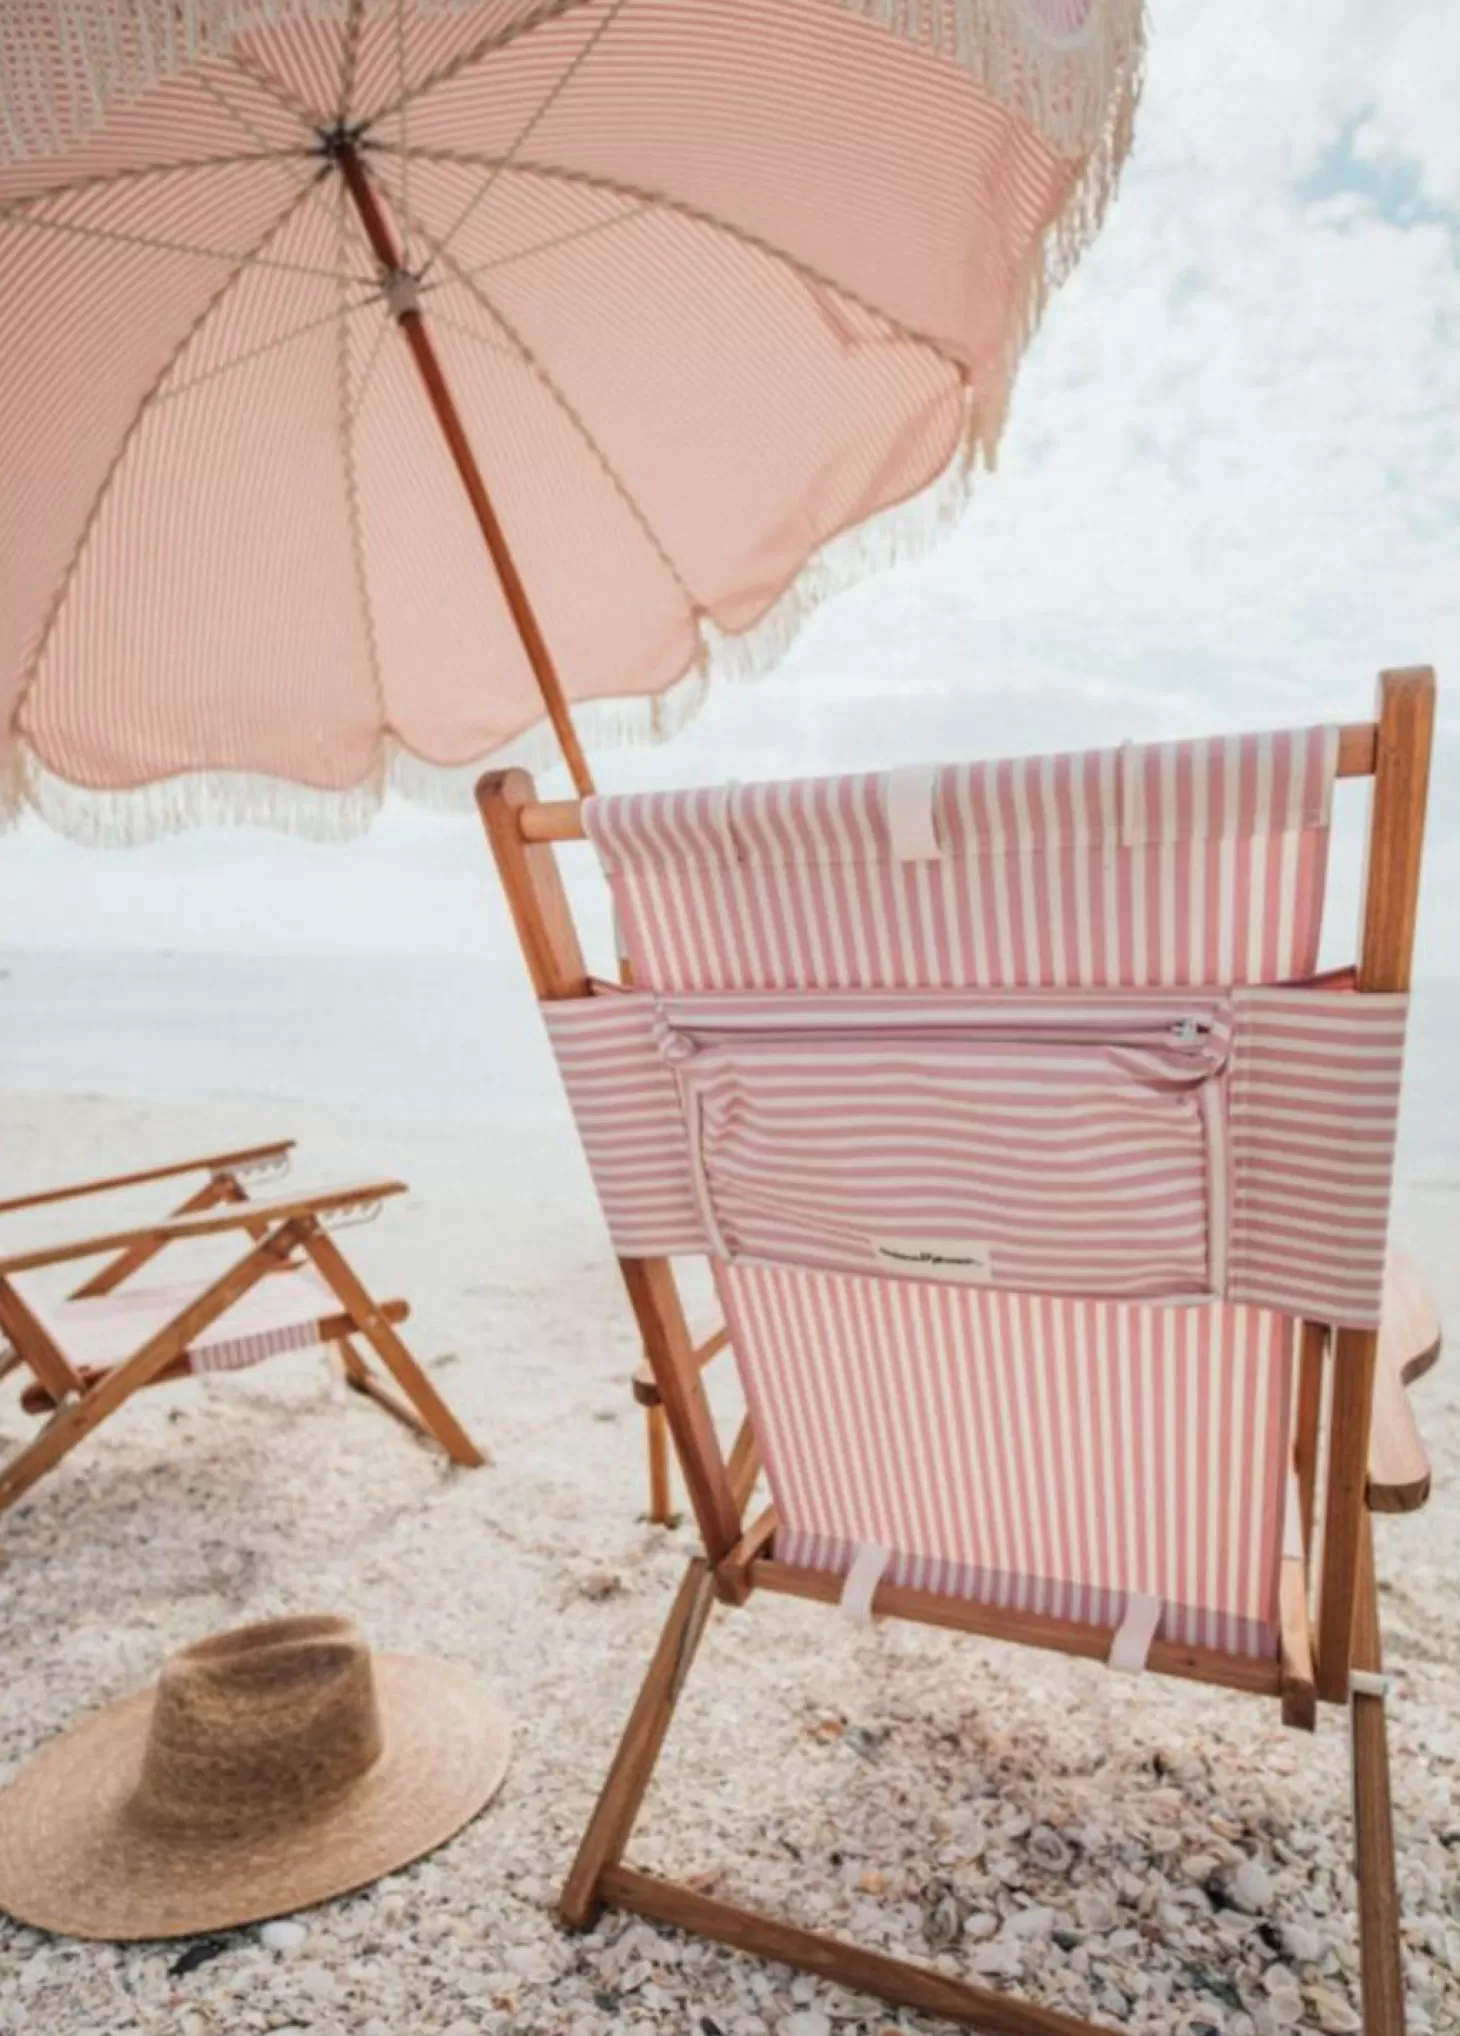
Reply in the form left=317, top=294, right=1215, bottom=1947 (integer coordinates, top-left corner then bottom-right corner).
left=841, top=0, right=1146, bottom=165
left=0, top=0, right=1144, bottom=166
left=0, top=422, right=978, bottom=845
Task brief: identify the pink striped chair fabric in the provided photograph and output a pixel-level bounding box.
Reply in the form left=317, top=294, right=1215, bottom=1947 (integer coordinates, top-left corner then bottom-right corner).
left=721, top=1269, right=1293, bottom=1660
left=586, top=725, right=1339, bottom=991
left=9, top=1265, right=345, bottom=1378
left=542, top=982, right=1406, bottom=1327
left=547, top=725, right=1406, bottom=1664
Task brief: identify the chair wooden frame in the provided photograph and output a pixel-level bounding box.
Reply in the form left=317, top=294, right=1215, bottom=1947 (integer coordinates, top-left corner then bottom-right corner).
left=0, top=1159, right=485, bottom=1512
left=479, top=669, right=1437, bottom=2034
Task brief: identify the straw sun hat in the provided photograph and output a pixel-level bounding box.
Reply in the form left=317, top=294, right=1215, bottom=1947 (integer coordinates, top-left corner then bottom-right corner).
left=0, top=1615, right=510, bottom=1940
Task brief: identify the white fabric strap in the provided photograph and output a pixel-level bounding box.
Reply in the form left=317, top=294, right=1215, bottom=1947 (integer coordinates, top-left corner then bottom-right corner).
left=840, top=1542, right=890, bottom=1623
left=1350, top=1669, right=1391, bottom=1701
left=884, top=765, right=941, bottom=861
left=1118, top=740, right=1144, bottom=848
left=1108, top=1590, right=1163, bottom=1673
left=1283, top=1472, right=1304, bottom=1562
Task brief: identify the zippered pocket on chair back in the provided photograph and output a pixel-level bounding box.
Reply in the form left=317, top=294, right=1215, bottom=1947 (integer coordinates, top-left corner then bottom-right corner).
left=655, top=994, right=1233, bottom=1299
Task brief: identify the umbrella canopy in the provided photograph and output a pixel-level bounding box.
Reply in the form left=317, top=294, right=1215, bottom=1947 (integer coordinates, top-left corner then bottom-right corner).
left=0, top=0, right=1143, bottom=840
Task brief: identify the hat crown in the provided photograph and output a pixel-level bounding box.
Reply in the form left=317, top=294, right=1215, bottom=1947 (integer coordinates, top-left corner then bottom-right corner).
left=133, top=1616, right=383, bottom=1834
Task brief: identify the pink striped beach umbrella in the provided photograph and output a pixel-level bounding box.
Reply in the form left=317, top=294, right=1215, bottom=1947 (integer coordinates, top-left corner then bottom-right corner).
left=0, top=0, right=1143, bottom=840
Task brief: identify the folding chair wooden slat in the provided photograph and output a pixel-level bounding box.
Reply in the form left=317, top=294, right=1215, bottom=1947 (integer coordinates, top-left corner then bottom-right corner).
left=482, top=667, right=1440, bottom=2035
left=0, top=1163, right=485, bottom=1513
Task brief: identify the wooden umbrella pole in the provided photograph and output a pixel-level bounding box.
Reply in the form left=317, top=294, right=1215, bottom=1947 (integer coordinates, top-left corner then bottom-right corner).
left=336, top=144, right=595, bottom=800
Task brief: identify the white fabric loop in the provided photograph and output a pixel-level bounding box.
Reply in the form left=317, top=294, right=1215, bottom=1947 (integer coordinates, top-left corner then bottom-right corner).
left=840, top=1542, right=890, bottom=1623
left=1108, top=1590, right=1162, bottom=1674
left=884, top=765, right=941, bottom=862
left=1349, top=1669, right=1391, bottom=1702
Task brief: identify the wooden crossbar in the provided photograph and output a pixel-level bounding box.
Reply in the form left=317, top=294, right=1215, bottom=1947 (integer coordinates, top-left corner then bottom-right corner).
left=0, top=1141, right=294, bottom=1217
left=509, top=720, right=1384, bottom=845
left=0, top=1181, right=405, bottom=1276
left=752, top=1559, right=1284, bottom=1697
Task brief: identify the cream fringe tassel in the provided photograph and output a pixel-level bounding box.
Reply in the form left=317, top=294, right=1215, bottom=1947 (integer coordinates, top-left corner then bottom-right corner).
left=0, top=418, right=981, bottom=844
left=0, top=0, right=1144, bottom=166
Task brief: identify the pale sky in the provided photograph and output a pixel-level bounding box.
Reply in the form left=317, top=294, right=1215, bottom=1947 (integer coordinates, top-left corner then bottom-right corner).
left=3, top=0, right=1457, bottom=970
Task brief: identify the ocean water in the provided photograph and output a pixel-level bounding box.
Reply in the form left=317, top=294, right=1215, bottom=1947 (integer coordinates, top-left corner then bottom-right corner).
left=3, top=946, right=1457, bottom=1192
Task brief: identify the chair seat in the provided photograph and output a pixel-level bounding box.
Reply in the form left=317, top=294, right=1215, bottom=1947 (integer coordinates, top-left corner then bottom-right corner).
left=719, top=1262, right=1293, bottom=1662
left=12, top=1265, right=341, bottom=1376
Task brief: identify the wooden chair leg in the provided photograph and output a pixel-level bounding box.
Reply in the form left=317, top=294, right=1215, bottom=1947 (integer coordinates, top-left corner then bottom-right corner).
left=645, top=1403, right=676, bottom=1526
left=560, top=1557, right=717, bottom=1929
left=1353, top=1524, right=1407, bottom=2035
left=602, top=1867, right=1096, bottom=2036
left=302, top=1229, right=486, bottom=1469
left=336, top=1335, right=434, bottom=1444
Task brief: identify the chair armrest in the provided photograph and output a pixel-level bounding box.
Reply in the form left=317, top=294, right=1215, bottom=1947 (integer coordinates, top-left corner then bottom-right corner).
left=0, top=1141, right=296, bottom=1217
left=0, top=1180, right=405, bottom=1276
left=1368, top=1249, right=1442, bottom=1514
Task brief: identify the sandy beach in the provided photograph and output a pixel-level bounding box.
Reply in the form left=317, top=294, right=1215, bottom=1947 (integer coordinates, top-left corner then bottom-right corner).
left=1, top=951, right=1457, bottom=2036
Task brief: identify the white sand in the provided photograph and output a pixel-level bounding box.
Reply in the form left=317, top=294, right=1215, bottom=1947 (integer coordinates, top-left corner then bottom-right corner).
left=1, top=955, right=1457, bottom=2036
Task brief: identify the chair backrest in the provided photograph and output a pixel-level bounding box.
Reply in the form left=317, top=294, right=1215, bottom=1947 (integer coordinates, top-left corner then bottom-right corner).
left=585, top=722, right=1337, bottom=992
left=483, top=671, right=1434, bottom=1697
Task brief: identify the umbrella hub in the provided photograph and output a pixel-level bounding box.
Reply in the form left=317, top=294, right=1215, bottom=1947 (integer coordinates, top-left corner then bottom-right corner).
left=314, top=120, right=372, bottom=164
left=379, top=269, right=423, bottom=320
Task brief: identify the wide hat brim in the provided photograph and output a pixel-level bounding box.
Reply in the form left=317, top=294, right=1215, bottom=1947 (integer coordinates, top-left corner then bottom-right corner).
left=0, top=1656, right=509, bottom=1940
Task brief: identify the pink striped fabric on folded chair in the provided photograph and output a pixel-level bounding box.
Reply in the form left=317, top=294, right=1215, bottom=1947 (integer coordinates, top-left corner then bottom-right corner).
left=547, top=725, right=1404, bottom=1662
left=10, top=1266, right=343, bottom=1377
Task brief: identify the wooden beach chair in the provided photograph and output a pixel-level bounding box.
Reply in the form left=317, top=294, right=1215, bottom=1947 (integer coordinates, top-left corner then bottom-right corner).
left=480, top=668, right=1438, bottom=2034
left=0, top=1144, right=483, bottom=1512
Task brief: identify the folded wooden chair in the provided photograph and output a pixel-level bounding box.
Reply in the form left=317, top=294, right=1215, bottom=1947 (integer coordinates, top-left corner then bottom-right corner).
left=0, top=1144, right=484, bottom=1513
left=481, top=668, right=1438, bottom=2035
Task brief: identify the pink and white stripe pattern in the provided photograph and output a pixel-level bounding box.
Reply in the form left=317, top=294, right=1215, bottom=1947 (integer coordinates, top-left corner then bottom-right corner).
left=657, top=989, right=1232, bottom=1300
left=10, top=1265, right=343, bottom=1378
left=542, top=987, right=704, bottom=1256
left=585, top=725, right=1339, bottom=992
left=1, top=1, right=1144, bottom=837
left=720, top=1265, right=1293, bottom=1659
left=1228, top=990, right=1408, bottom=1329
left=546, top=726, right=1410, bottom=1666
left=543, top=980, right=1406, bottom=1327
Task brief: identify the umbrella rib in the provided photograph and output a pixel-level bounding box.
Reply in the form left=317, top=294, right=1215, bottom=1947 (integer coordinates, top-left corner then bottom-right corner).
left=421, top=310, right=523, bottom=360
left=424, top=0, right=629, bottom=274
left=394, top=0, right=412, bottom=268
left=195, top=63, right=374, bottom=268
left=224, top=49, right=323, bottom=135
left=347, top=313, right=394, bottom=424
left=366, top=0, right=601, bottom=128
left=375, top=147, right=967, bottom=378
left=192, top=65, right=312, bottom=164
left=372, top=168, right=698, bottom=610
left=14, top=182, right=324, bottom=732
left=2, top=196, right=366, bottom=283
left=337, top=0, right=368, bottom=126
left=333, top=178, right=390, bottom=732
left=0, top=152, right=300, bottom=218
left=470, top=197, right=653, bottom=275
left=157, top=297, right=381, bottom=405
